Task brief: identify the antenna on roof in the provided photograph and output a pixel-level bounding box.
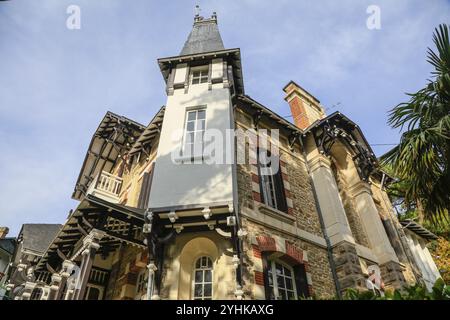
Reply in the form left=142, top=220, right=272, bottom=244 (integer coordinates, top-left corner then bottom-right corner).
left=325, top=102, right=341, bottom=112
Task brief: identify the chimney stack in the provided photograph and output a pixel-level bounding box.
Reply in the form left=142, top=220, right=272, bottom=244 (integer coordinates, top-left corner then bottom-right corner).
left=0, top=227, right=9, bottom=239
left=283, top=81, right=325, bottom=130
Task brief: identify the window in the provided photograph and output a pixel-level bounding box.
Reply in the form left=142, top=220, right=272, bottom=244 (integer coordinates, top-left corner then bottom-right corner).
left=192, top=256, right=213, bottom=300
left=135, top=269, right=148, bottom=299
left=30, top=287, right=43, bottom=300
left=183, top=109, right=206, bottom=158
left=258, top=149, right=288, bottom=212
left=191, top=66, right=209, bottom=85
left=86, top=285, right=101, bottom=300
left=267, top=260, right=297, bottom=300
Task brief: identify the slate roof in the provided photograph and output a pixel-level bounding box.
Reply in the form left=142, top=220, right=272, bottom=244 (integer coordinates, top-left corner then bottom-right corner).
left=20, top=224, right=62, bottom=256
left=400, top=220, right=438, bottom=241
left=180, top=16, right=225, bottom=55
left=0, top=238, right=16, bottom=255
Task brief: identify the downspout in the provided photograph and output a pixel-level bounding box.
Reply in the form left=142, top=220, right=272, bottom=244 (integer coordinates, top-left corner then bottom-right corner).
left=230, top=103, right=244, bottom=298
left=299, top=135, right=342, bottom=299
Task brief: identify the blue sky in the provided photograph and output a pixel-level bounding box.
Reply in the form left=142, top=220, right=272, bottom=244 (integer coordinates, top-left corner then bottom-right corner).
left=1, top=0, right=449, bottom=236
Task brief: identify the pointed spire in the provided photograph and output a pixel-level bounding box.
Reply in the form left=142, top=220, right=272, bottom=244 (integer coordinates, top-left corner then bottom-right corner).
left=180, top=10, right=225, bottom=56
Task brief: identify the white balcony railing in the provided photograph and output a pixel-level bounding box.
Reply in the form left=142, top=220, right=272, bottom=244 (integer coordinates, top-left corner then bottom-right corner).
left=87, top=171, right=123, bottom=203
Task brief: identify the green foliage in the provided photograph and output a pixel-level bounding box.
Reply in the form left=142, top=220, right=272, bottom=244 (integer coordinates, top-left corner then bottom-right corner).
left=342, top=278, right=449, bottom=300
left=380, top=24, right=450, bottom=226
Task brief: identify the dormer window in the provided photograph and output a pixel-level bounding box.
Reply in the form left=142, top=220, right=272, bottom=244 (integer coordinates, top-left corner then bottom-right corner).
left=191, top=66, right=209, bottom=85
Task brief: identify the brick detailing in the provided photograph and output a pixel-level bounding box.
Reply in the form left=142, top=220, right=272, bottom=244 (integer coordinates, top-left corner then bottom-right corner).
left=252, top=191, right=262, bottom=203
left=252, top=245, right=262, bottom=259
left=285, top=241, right=303, bottom=264
left=256, top=235, right=277, bottom=252
left=254, top=271, right=265, bottom=286
left=287, top=95, right=310, bottom=130
left=280, top=160, right=294, bottom=216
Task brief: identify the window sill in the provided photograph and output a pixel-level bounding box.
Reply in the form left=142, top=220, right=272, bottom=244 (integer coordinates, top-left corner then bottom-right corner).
left=173, top=154, right=210, bottom=164
left=257, top=203, right=295, bottom=223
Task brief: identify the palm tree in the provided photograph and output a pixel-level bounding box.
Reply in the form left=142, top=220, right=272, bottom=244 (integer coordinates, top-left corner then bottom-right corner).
left=381, top=24, right=450, bottom=225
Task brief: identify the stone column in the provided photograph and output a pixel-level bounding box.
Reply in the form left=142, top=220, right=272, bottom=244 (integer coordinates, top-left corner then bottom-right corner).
left=55, top=260, right=76, bottom=300
left=73, top=229, right=105, bottom=300
left=21, top=281, right=36, bottom=300
left=349, top=181, right=398, bottom=264
left=305, top=151, right=366, bottom=293
left=307, top=153, right=355, bottom=245
left=349, top=181, right=406, bottom=290
left=146, top=262, right=158, bottom=300
left=48, top=273, right=62, bottom=300
left=40, top=286, right=51, bottom=300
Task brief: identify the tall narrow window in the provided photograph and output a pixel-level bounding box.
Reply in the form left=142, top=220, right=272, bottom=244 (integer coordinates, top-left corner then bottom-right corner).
left=258, top=149, right=288, bottom=212
left=183, top=109, right=206, bottom=158
left=267, top=260, right=297, bottom=300
left=192, top=256, right=213, bottom=300
left=191, top=66, right=209, bottom=85
left=135, top=268, right=148, bottom=300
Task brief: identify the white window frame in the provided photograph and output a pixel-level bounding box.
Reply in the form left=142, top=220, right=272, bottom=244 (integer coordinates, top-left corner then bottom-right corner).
left=192, top=256, right=214, bottom=300
left=190, top=65, right=209, bottom=85
left=267, top=259, right=297, bottom=300
left=182, top=108, right=207, bottom=158
left=259, top=164, right=278, bottom=209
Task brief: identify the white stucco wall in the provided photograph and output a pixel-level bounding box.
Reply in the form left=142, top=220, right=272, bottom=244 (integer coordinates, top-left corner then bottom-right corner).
left=405, top=230, right=441, bottom=290
left=149, top=61, right=234, bottom=208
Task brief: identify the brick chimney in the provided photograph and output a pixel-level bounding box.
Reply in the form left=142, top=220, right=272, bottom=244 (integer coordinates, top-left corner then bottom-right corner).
left=283, top=81, right=325, bottom=130
left=0, top=227, right=9, bottom=239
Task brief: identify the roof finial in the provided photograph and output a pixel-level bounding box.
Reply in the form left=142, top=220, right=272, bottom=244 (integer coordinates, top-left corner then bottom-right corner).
left=194, top=5, right=201, bottom=22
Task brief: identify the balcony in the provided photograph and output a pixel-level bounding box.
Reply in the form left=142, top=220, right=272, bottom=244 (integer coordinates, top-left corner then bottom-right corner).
left=87, top=171, right=123, bottom=204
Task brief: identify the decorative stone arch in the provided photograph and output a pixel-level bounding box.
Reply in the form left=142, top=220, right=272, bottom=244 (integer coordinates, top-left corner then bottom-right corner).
left=177, top=237, right=219, bottom=300
left=250, top=234, right=312, bottom=299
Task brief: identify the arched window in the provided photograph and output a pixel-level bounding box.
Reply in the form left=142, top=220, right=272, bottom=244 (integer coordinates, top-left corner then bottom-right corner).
left=192, top=256, right=213, bottom=300
left=267, top=259, right=297, bottom=300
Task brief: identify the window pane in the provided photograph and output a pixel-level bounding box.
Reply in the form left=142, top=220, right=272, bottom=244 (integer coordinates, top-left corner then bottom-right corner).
left=204, top=284, right=212, bottom=297
left=197, top=110, right=206, bottom=119
left=186, top=121, right=195, bottom=132
left=193, top=71, right=200, bottom=77
left=204, top=270, right=212, bottom=282
left=87, top=287, right=100, bottom=300
left=198, top=119, right=205, bottom=130
left=275, top=263, right=283, bottom=275
left=277, top=275, right=285, bottom=288
left=279, top=289, right=287, bottom=300
left=195, top=271, right=203, bottom=282
left=285, top=278, right=293, bottom=290
left=188, top=112, right=196, bottom=121
left=194, top=284, right=203, bottom=297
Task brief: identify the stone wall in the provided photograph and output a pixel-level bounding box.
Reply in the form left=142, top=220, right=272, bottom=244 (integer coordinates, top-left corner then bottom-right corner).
left=242, top=219, right=336, bottom=299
